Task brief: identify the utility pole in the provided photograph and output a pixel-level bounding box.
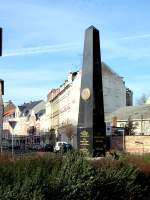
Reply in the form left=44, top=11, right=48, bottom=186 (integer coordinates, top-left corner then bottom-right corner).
left=0, top=28, right=4, bottom=153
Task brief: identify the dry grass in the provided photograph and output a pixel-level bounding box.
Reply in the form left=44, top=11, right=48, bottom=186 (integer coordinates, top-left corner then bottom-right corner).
left=123, top=154, right=150, bottom=176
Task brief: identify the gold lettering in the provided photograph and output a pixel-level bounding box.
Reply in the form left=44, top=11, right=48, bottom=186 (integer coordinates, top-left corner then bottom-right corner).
left=80, top=130, right=89, bottom=137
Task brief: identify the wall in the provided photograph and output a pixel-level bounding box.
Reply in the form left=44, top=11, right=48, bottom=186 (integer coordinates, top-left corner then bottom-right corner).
left=102, top=63, right=126, bottom=115
left=112, top=135, right=150, bottom=154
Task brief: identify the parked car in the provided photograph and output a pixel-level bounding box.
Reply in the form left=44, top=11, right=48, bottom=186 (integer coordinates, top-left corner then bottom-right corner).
left=31, top=144, right=43, bottom=151
left=8, top=145, right=20, bottom=150
left=54, top=142, right=73, bottom=153
left=54, top=142, right=67, bottom=153
left=44, top=144, right=54, bottom=152
left=64, top=143, right=73, bottom=151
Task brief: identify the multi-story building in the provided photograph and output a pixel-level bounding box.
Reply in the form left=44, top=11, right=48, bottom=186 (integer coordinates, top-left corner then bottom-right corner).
left=47, top=71, right=80, bottom=146
left=46, top=62, right=128, bottom=146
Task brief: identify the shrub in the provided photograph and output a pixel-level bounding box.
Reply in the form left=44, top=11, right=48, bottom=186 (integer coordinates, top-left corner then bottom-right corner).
left=48, top=152, right=148, bottom=200
left=91, top=158, right=146, bottom=200
left=56, top=151, right=95, bottom=200
left=0, top=152, right=148, bottom=200
left=0, top=153, right=62, bottom=200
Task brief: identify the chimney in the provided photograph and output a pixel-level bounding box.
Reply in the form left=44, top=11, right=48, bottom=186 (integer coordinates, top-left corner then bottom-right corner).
left=67, top=72, right=72, bottom=84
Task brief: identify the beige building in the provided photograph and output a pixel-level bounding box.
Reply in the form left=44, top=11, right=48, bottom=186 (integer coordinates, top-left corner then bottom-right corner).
left=46, top=62, right=128, bottom=145
left=47, top=71, right=81, bottom=145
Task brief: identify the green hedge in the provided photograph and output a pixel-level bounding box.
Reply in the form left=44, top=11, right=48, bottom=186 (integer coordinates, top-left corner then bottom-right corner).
left=0, top=152, right=149, bottom=200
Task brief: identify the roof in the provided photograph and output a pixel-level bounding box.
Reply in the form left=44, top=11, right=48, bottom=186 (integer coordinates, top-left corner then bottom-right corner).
left=4, top=108, right=15, bottom=117
left=106, top=104, right=150, bottom=121
left=101, top=62, right=123, bottom=80
left=18, top=100, right=44, bottom=116
left=32, top=101, right=46, bottom=115
left=4, top=100, right=16, bottom=115
left=47, top=71, right=78, bottom=102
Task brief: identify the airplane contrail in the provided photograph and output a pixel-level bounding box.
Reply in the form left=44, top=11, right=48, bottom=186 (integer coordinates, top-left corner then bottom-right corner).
left=3, top=42, right=80, bottom=57
left=117, top=33, right=150, bottom=40
left=3, top=33, right=150, bottom=57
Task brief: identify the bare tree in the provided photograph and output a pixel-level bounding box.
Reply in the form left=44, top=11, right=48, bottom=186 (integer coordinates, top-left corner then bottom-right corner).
left=136, top=93, right=149, bottom=105
left=64, top=124, right=74, bottom=143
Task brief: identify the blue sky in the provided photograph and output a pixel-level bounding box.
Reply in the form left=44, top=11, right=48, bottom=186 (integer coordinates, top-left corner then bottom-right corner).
left=0, top=0, right=150, bottom=105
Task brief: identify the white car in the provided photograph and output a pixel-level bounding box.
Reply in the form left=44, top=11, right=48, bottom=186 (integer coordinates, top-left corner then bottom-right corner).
left=54, top=141, right=67, bottom=152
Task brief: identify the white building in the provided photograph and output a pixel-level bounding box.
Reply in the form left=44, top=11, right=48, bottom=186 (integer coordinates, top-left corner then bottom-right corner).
left=3, top=100, right=47, bottom=146
left=106, top=104, right=150, bottom=135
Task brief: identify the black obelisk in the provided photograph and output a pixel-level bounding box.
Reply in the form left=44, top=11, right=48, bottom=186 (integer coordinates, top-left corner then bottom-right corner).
left=77, top=26, right=106, bottom=157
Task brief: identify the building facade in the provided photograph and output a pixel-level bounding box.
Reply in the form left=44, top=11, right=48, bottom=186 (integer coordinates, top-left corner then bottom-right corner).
left=46, top=71, right=81, bottom=146
left=3, top=63, right=131, bottom=148
left=106, top=104, right=150, bottom=135
left=46, top=62, right=128, bottom=146
left=3, top=100, right=48, bottom=147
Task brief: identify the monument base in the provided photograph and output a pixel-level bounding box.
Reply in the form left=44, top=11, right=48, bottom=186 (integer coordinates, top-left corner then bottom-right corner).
left=77, top=127, right=105, bottom=157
